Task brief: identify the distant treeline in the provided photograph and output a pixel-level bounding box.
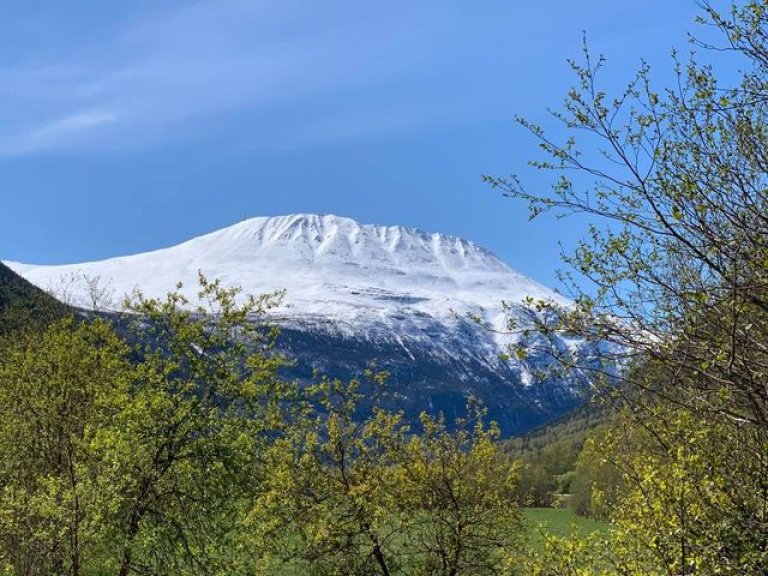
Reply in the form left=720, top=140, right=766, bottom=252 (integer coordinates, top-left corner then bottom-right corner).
left=504, top=402, right=623, bottom=519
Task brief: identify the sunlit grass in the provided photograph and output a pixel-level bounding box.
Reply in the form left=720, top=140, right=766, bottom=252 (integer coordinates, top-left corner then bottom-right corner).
left=523, top=507, right=610, bottom=553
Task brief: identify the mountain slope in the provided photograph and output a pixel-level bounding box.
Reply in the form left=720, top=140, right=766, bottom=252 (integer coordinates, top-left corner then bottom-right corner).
left=0, top=261, right=69, bottom=336
left=6, top=214, right=567, bottom=324
left=5, top=214, right=598, bottom=435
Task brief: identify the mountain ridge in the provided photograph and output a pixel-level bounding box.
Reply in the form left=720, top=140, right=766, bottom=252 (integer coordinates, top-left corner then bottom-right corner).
left=5, top=214, right=595, bottom=436
left=5, top=214, right=568, bottom=350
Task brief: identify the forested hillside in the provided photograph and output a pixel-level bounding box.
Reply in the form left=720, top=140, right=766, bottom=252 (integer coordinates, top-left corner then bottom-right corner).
left=0, top=261, right=69, bottom=335
left=505, top=402, right=604, bottom=458
left=504, top=402, right=623, bottom=514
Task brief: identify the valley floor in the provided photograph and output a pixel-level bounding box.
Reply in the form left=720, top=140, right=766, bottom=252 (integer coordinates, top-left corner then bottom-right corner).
left=523, top=507, right=610, bottom=553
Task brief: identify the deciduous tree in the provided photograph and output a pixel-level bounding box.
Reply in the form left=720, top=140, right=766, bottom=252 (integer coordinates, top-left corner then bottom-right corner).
left=488, top=1, right=768, bottom=573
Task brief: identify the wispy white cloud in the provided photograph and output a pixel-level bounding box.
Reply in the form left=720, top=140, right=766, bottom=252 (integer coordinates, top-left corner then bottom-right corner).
left=27, top=109, right=117, bottom=139
left=0, top=108, right=118, bottom=156
left=0, top=1, right=513, bottom=156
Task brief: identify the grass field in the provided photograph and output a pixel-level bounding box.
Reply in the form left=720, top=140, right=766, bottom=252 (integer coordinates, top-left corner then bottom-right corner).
left=523, top=507, right=611, bottom=552
left=261, top=507, right=610, bottom=573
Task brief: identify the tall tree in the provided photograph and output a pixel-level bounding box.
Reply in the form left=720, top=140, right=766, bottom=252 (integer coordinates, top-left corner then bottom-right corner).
left=487, top=1, right=768, bottom=573
left=250, top=376, right=523, bottom=576
left=0, top=275, right=287, bottom=576
left=0, top=318, right=128, bottom=576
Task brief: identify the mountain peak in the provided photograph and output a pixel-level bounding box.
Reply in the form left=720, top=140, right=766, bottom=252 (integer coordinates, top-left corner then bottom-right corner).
left=199, top=213, right=511, bottom=273
left=5, top=213, right=567, bottom=330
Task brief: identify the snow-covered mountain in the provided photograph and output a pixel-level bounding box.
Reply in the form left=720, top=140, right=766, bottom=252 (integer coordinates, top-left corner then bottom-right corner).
left=5, top=214, right=598, bottom=435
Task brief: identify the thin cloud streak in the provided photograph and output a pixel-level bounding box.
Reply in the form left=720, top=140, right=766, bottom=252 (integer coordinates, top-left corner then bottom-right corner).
left=0, top=108, right=118, bottom=157
left=0, top=1, right=491, bottom=157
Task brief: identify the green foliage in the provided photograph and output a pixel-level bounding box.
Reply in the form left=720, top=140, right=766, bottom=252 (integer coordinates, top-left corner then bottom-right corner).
left=0, top=318, right=130, bottom=575
left=607, top=405, right=768, bottom=574
left=526, top=402, right=768, bottom=575
left=0, top=275, right=287, bottom=576
left=490, top=1, right=768, bottom=573
left=0, top=274, right=528, bottom=575
left=515, top=463, right=557, bottom=508
left=568, top=429, right=623, bottom=520
left=394, top=408, right=523, bottom=576
left=250, top=379, right=524, bottom=576
left=506, top=404, right=609, bottom=511
left=522, top=531, right=615, bottom=576
left=505, top=404, right=605, bottom=461
left=99, top=276, right=286, bottom=576
left=249, top=374, right=409, bottom=576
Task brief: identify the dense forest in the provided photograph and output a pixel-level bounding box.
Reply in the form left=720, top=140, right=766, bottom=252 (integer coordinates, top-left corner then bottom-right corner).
left=2, top=1, right=768, bottom=574
left=504, top=404, right=620, bottom=515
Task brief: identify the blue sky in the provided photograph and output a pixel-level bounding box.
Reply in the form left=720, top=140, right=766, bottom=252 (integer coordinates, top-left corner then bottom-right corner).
left=1, top=1, right=710, bottom=290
